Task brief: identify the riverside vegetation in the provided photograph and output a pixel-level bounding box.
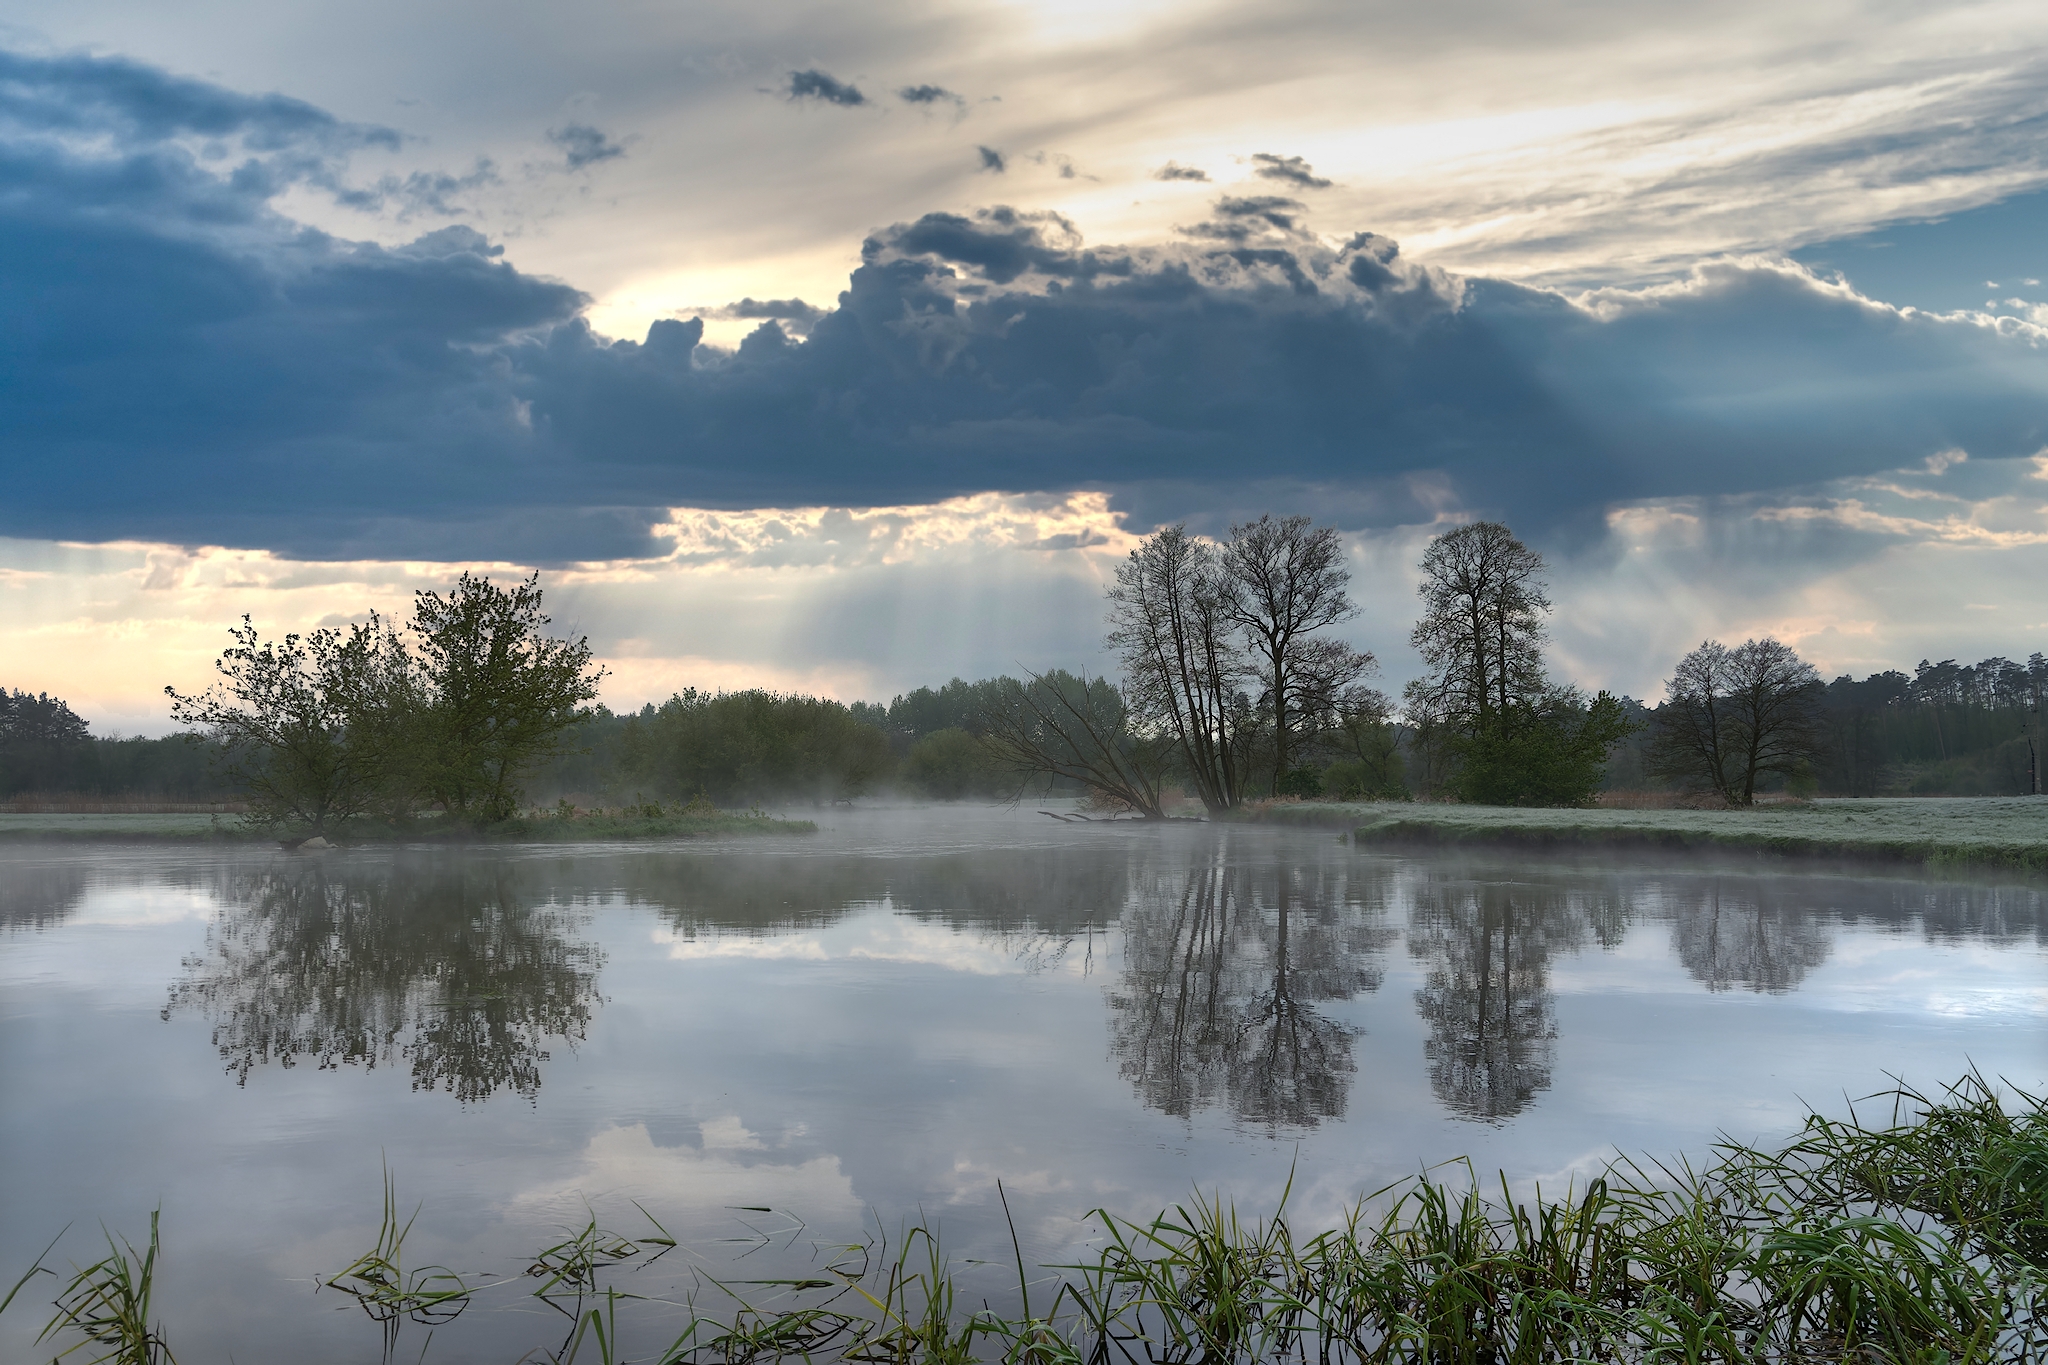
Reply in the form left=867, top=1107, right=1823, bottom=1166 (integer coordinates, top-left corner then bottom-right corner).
left=3, top=519, right=2044, bottom=830
left=9, top=1072, right=2045, bottom=1364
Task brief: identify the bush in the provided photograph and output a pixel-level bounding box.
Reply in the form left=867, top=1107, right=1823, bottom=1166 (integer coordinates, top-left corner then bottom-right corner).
left=1323, top=758, right=1406, bottom=801
left=1453, top=690, right=1635, bottom=807
left=1274, top=765, right=1324, bottom=798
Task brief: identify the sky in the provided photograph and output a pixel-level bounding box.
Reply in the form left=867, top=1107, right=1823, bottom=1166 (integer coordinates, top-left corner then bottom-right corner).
left=2, top=0, right=2047, bottom=732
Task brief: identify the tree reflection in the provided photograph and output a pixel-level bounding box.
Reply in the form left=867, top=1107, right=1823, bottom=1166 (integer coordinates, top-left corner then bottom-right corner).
left=164, top=859, right=601, bottom=1102
left=1410, top=883, right=1584, bottom=1121
left=1110, top=859, right=1392, bottom=1129
left=1670, top=885, right=1833, bottom=993
left=0, top=857, right=93, bottom=929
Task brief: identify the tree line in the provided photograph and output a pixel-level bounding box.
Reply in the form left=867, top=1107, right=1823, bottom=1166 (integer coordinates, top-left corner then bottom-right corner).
left=7, top=522, right=2043, bottom=823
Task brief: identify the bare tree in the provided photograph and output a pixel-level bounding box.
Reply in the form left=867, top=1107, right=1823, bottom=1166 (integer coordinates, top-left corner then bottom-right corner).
left=1406, top=521, right=1550, bottom=729
left=978, top=669, right=1172, bottom=818
left=1650, top=637, right=1824, bottom=805
left=1106, top=525, right=1254, bottom=813
left=1221, top=515, right=1376, bottom=793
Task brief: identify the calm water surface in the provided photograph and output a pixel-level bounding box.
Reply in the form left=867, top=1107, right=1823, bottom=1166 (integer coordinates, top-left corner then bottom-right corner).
left=2, top=806, right=2043, bottom=1361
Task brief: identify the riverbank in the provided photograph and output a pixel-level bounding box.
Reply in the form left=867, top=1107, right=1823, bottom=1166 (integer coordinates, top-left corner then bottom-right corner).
left=14, top=1073, right=2043, bottom=1363
left=0, top=808, right=819, bottom=842
left=1237, top=795, right=2048, bottom=875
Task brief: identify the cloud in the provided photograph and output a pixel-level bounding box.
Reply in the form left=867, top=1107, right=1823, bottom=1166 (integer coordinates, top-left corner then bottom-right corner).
left=898, top=84, right=961, bottom=106
left=786, top=69, right=865, bottom=107
left=1177, top=194, right=1309, bottom=242
left=1250, top=153, right=1332, bottom=189
left=976, top=144, right=1005, bottom=173
left=547, top=123, right=626, bottom=170
left=1153, top=162, right=1209, bottom=182
left=711, top=297, right=827, bottom=334
left=5, top=49, right=2048, bottom=568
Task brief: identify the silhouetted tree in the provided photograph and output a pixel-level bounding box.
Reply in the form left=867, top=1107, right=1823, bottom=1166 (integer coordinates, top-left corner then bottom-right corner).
left=1107, top=525, right=1257, bottom=812
left=978, top=669, right=1172, bottom=817
left=1404, top=523, right=1629, bottom=805
left=1650, top=637, right=1823, bottom=805
left=1223, top=515, right=1377, bottom=794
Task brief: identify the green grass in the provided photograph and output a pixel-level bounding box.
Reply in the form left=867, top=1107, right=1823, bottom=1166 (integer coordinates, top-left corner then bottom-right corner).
left=13, top=1073, right=2047, bottom=1362
left=1238, top=796, right=2048, bottom=876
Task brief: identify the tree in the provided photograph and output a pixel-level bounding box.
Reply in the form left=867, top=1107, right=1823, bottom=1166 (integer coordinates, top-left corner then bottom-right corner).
left=1221, top=515, right=1377, bottom=794
left=1106, top=525, right=1256, bottom=813
left=1453, top=688, right=1635, bottom=807
left=977, top=669, right=1172, bottom=818
left=1650, top=637, right=1824, bottom=805
left=407, top=573, right=606, bottom=822
left=1406, top=521, right=1549, bottom=731
left=166, top=616, right=403, bottom=833
left=1321, top=685, right=1406, bottom=800
left=1403, top=522, right=1627, bottom=806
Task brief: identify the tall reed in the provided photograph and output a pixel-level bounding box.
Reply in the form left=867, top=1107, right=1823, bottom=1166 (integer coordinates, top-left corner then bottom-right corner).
left=12, top=1073, right=2044, bottom=1363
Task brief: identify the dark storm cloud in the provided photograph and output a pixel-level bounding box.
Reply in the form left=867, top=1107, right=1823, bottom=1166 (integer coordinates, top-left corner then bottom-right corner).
left=5, top=50, right=2048, bottom=561
left=1178, top=195, right=1308, bottom=242
left=1153, top=162, right=1210, bottom=181
left=720, top=297, right=826, bottom=324
left=976, top=145, right=1005, bottom=173
left=547, top=124, right=625, bottom=170
left=1250, top=153, right=1332, bottom=189
left=898, top=84, right=961, bottom=106
left=786, top=70, right=865, bottom=106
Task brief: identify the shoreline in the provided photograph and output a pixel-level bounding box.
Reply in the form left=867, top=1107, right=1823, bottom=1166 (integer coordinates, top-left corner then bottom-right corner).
left=1234, top=795, right=2048, bottom=877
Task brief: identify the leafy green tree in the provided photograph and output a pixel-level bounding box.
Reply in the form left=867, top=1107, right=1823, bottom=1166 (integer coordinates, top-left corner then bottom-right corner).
left=407, top=573, right=605, bottom=822
left=165, top=616, right=403, bottom=833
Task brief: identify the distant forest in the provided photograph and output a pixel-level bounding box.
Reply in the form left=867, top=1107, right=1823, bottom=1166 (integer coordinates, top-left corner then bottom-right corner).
left=5, top=650, right=2044, bottom=806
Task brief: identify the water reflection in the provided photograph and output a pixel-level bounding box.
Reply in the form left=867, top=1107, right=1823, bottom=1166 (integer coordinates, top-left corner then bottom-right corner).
left=1109, top=858, right=1393, bottom=1129
left=1669, top=885, right=1833, bottom=993
left=0, top=859, right=92, bottom=929
left=1409, top=883, right=1588, bottom=1122
left=164, top=860, right=602, bottom=1103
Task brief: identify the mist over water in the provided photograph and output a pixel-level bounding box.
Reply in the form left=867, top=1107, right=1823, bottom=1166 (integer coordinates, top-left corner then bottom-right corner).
left=2, top=807, right=2042, bottom=1361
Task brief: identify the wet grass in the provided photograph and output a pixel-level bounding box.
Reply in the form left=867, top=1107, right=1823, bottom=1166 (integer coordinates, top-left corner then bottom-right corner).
left=11, top=1073, right=2045, bottom=1362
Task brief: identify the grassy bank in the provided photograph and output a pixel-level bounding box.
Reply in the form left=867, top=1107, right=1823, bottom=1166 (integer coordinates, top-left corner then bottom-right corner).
left=1239, top=796, right=2048, bottom=876
left=12, top=1073, right=2044, bottom=1362
left=0, top=806, right=818, bottom=843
